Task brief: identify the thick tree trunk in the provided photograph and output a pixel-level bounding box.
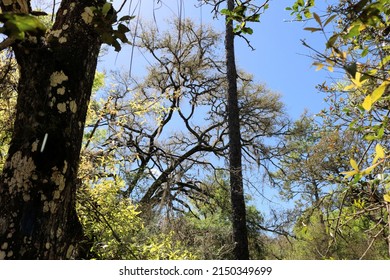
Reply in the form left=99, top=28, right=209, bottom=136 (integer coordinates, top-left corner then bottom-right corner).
left=0, top=0, right=105, bottom=259
left=225, top=0, right=249, bottom=260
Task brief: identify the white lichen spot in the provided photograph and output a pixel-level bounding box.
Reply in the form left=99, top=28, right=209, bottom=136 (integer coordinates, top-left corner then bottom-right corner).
left=1, top=243, right=8, bottom=250
left=62, top=161, right=68, bottom=174
left=49, top=201, right=57, bottom=214
left=59, top=37, right=67, bottom=44
left=45, top=242, right=51, bottom=250
left=2, top=0, right=13, bottom=6
left=29, top=36, right=38, bottom=44
left=31, top=140, right=39, bottom=152
left=41, top=194, right=47, bottom=201
left=63, top=24, right=69, bottom=30
left=66, top=245, right=74, bottom=259
left=69, top=100, right=77, bottom=113
left=7, top=251, right=13, bottom=257
left=70, top=3, right=76, bottom=9
left=57, top=87, right=66, bottom=95
left=50, top=71, right=68, bottom=87
left=53, top=190, right=60, bottom=200
left=23, top=193, right=30, bottom=202
left=9, top=152, right=36, bottom=191
left=7, top=233, right=12, bottom=239
left=51, top=170, right=66, bottom=191
left=0, top=251, right=5, bottom=260
left=81, top=7, right=94, bottom=24
left=57, top=103, right=67, bottom=113
left=56, top=228, right=62, bottom=238
left=43, top=201, right=49, bottom=213
left=50, top=29, right=62, bottom=38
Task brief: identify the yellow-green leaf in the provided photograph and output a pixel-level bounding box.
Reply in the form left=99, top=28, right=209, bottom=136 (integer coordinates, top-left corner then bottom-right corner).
left=350, top=158, right=359, bottom=171
left=371, top=81, right=389, bottom=104
left=372, top=143, right=385, bottom=164
left=376, top=144, right=385, bottom=159
left=362, top=95, right=372, bottom=111
left=384, top=193, right=390, bottom=203
left=313, top=62, right=324, bottom=71
left=361, top=165, right=376, bottom=176
left=341, top=169, right=359, bottom=178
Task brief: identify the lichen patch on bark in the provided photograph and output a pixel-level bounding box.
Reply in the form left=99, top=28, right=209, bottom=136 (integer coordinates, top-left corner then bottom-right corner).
left=50, top=71, right=68, bottom=87
left=7, top=152, right=36, bottom=193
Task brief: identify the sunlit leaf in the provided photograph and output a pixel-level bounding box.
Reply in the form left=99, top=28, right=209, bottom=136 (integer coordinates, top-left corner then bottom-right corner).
left=341, top=159, right=360, bottom=178
left=313, top=62, right=324, bottom=71
left=346, top=24, right=361, bottom=38
left=361, top=165, right=376, bottom=176
left=379, top=56, right=390, bottom=68
left=371, top=81, right=388, bottom=103
left=362, top=95, right=372, bottom=111
left=384, top=194, right=390, bottom=203
left=350, top=159, right=359, bottom=171
left=341, top=169, right=358, bottom=178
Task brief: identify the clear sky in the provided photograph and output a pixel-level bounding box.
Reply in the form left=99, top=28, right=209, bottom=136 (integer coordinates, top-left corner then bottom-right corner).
left=105, top=0, right=333, bottom=119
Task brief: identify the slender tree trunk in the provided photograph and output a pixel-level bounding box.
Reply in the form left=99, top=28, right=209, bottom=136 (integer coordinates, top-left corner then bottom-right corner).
left=225, top=0, right=249, bottom=260
left=0, top=0, right=105, bottom=259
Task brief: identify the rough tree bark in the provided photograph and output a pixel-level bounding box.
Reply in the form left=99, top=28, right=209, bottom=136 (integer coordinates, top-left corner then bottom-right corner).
left=0, top=0, right=107, bottom=259
left=225, top=0, right=249, bottom=259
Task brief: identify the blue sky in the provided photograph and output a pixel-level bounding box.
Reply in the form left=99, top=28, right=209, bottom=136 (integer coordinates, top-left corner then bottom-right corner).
left=105, top=0, right=333, bottom=119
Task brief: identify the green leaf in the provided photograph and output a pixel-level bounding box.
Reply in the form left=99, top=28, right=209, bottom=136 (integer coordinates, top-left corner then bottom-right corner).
left=324, top=14, right=337, bottom=27
left=220, top=9, right=231, bottom=16
left=361, top=47, right=369, bottom=57
left=350, top=159, right=359, bottom=171
left=384, top=193, right=390, bottom=203
left=371, top=81, right=388, bottom=103
left=304, top=27, right=322, bottom=32
left=341, top=169, right=359, bottom=178
left=375, top=144, right=385, bottom=159
left=379, top=55, right=390, bottom=68
left=362, top=95, right=372, bottom=111
left=326, top=34, right=339, bottom=48
left=119, top=15, right=135, bottom=22
left=0, top=13, right=46, bottom=39
left=102, top=2, right=112, bottom=16
left=304, top=10, right=312, bottom=19
left=241, top=27, right=253, bottom=34
left=313, top=12, right=322, bottom=26
left=346, top=24, right=361, bottom=38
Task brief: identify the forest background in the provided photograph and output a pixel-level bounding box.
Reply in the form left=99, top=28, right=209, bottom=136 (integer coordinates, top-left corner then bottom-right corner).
left=0, top=0, right=389, bottom=260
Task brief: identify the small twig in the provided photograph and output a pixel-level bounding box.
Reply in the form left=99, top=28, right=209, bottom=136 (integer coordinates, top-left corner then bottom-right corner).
left=0, top=37, right=16, bottom=51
